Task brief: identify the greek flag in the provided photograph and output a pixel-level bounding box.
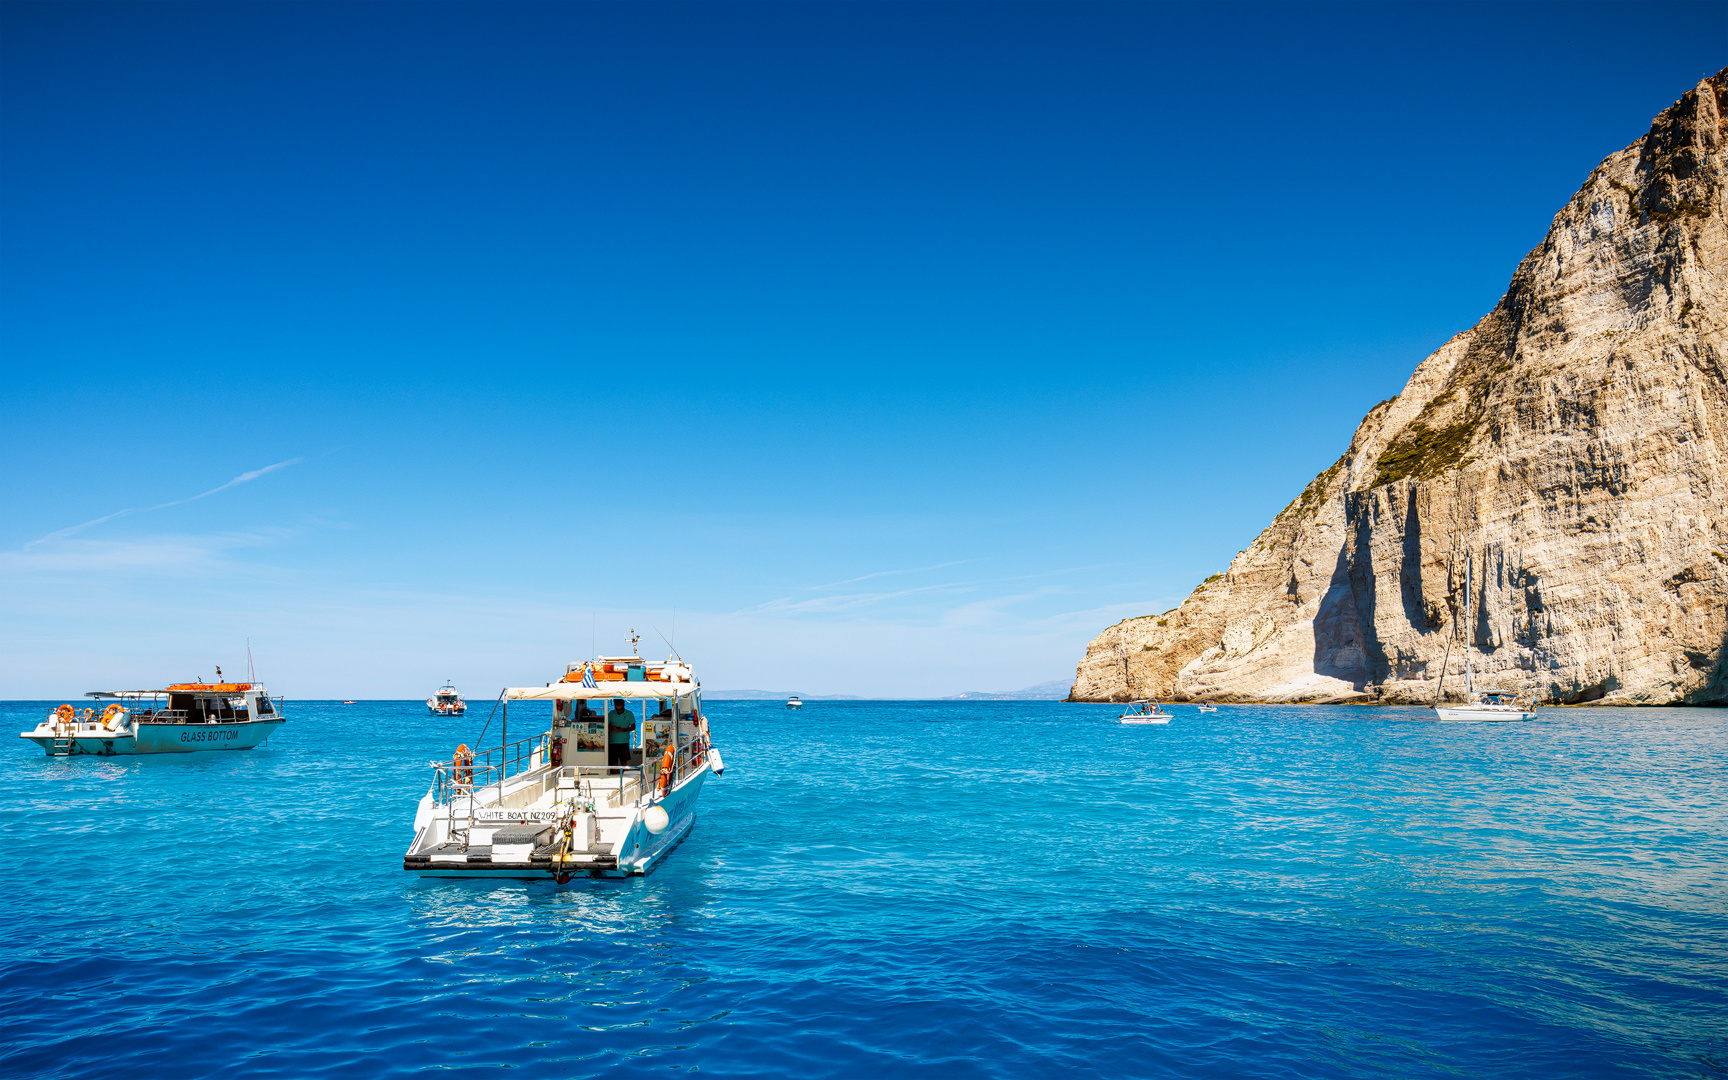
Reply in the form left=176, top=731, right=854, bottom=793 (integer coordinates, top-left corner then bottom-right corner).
left=581, top=663, right=597, bottom=689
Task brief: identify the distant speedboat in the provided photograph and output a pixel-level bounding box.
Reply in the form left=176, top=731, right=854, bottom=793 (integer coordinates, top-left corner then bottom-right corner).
left=786, top=695, right=803, bottom=709
left=428, top=682, right=467, bottom=716
left=1119, top=701, right=1171, bottom=725
left=1197, top=703, right=1218, bottom=713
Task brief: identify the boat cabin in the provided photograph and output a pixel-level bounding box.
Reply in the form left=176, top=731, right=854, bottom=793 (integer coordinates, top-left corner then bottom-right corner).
left=100, top=683, right=281, bottom=724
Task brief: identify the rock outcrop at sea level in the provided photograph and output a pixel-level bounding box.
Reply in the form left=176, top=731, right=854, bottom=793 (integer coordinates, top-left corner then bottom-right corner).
left=1072, top=70, right=1728, bottom=707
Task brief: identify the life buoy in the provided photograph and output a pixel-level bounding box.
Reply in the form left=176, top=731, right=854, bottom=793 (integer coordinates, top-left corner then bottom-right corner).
left=657, top=745, right=674, bottom=795
left=81, top=708, right=95, bottom=721
left=453, top=743, right=474, bottom=786
left=56, top=704, right=75, bottom=722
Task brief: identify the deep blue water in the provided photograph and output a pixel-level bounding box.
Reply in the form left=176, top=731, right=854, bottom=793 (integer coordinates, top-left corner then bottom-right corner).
left=1, top=699, right=1724, bottom=1079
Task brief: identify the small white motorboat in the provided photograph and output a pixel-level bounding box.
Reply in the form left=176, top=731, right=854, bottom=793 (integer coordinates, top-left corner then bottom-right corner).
left=786, top=695, right=803, bottom=709
left=1197, top=703, right=1218, bottom=713
left=428, top=682, right=467, bottom=716
left=1119, top=701, right=1172, bottom=725
left=21, top=677, right=286, bottom=757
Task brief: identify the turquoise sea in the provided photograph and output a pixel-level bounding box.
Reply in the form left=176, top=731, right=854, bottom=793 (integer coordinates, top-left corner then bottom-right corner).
left=1, top=699, right=1724, bottom=1078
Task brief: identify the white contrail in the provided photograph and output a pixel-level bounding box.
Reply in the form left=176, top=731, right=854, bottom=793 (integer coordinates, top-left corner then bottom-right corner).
left=23, top=458, right=304, bottom=549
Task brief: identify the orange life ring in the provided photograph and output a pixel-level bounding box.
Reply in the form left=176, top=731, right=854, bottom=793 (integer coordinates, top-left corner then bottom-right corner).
left=81, top=708, right=95, bottom=721
left=656, top=746, right=674, bottom=795
left=56, top=704, right=75, bottom=722
left=453, top=743, right=474, bottom=785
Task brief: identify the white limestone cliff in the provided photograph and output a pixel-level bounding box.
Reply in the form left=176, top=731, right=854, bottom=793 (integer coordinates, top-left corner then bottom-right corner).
left=1072, top=70, right=1728, bottom=707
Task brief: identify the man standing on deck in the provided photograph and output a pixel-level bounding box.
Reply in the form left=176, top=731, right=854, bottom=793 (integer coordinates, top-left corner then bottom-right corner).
left=606, top=697, right=635, bottom=767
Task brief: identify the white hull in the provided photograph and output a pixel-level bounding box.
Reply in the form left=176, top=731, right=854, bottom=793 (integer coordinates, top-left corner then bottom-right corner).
left=20, top=718, right=285, bottom=757
left=1121, top=717, right=1170, bottom=725
left=1432, top=706, right=1536, bottom=722
left=406, top=758, right=710, bottom=880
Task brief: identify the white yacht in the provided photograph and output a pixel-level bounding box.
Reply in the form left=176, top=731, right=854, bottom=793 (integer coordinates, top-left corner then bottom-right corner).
left=1433, top=555, right=1537, bottom=722
left=1120, top=701, right=1172, bottom=725
left=786, top=695, right=802, bottom=709
left=427, top=682, right=467, bottom=716
left=403, top=652, right=723, bottom=881
left=1197, top=703, right=1218, bottom=713
left=21, top=679, right=286, bottom=757
left=1435, top=692, right=1536, bottom=722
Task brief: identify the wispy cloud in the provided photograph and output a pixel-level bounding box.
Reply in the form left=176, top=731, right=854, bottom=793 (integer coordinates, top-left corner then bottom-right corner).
left=23, top=458, right=304, bottom=550
left=806, top=560, right=971, bottom=590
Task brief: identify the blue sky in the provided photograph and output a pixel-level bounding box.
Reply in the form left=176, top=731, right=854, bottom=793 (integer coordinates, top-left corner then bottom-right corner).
left=2, top=2, right=1722, bottom=698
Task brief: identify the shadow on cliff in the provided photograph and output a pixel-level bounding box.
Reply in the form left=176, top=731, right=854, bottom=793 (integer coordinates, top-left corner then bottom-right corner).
left=1313, top=529, right=1372, bottom=692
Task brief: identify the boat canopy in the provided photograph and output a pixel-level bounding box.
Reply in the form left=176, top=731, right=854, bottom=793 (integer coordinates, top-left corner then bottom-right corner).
left=86, top=687, right=259, bottom=699
left=505, top=683, right=697, bottom=701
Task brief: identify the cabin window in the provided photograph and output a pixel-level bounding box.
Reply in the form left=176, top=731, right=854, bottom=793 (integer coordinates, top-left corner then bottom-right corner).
left=256, top=695, right=274, bottom=715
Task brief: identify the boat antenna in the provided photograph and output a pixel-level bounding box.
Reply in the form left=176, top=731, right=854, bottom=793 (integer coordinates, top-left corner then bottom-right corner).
left=629, top=628, right=640, bottom=656
left=653, top=624, right=682, bottom=662
left=247, top=638, right=255, bottom=685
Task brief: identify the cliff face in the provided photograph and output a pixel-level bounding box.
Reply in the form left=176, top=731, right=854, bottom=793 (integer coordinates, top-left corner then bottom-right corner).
left=1072, top=71, right=1728, bottom=707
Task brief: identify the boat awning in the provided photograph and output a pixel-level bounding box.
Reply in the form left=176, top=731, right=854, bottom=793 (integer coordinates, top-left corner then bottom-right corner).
left=504, top=683, right=698, bottom=701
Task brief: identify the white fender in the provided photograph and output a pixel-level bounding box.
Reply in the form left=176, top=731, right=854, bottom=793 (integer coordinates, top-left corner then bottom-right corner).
left=643, top=804, right=670, bottom=834
left=413, top=788, right=434, bottom=834
left=705, top=747, right=724, bottom=776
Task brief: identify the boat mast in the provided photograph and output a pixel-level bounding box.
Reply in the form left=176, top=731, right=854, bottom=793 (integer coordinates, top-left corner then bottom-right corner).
left=1463, top=554, right=1474, bottom=701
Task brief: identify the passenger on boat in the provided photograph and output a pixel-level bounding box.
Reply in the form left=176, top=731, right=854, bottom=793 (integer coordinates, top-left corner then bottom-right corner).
left=606, top=698, right=635, bottom=767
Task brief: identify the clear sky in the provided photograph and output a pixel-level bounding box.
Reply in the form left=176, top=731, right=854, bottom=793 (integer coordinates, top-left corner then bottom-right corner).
left=2, top=2, right=1722, bottom=699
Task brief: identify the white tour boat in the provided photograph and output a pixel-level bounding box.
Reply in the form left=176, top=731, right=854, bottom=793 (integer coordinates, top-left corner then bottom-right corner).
left=786, top=695, right=802, bottom=709
left=402, top=653, right=723, bottom=881
left=428, top=682, right=467, bottom=716
left=1120, top=701, right=1172, bottom=725
left=1197, top=703, right=1218, bottom=713
left=1433, top=555, right=1537, bottom=722
left=21, top=679, right=286, bottom=757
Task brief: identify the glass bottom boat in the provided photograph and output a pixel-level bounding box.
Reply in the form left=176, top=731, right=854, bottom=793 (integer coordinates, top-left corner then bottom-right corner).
left=20, top=682, right=286, bottom=757
left=403, top=654, right=723, bottom=881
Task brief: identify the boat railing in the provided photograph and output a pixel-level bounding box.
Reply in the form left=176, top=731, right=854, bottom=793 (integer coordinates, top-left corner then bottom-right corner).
left=430, top=731, right=551, bottom=806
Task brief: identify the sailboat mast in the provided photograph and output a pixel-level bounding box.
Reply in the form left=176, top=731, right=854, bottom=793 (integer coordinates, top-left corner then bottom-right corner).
left=1463, top=554, right=1474, bottom=699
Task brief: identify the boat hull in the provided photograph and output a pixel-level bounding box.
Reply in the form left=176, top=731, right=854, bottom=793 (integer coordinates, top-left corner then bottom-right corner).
left=1432, top=707, right=1536, bottom=722
left=406, top=762, right=710, bottom=880
left=19, top=719, right=285, bottom=756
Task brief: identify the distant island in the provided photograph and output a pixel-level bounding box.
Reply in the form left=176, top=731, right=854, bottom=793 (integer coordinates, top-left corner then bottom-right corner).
left=943, top=679, right=1072, bottom=701
left=1071, top=69, right=1728, bottom=708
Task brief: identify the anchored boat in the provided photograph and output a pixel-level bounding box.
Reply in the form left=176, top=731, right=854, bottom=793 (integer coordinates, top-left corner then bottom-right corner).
left=402, top=653, right=723, bottom=881
left=1120, top=701, right=1172, bottom=725
left=21, top=681, right=286, bottom=757
left=786, top=695, right=802, bottom=709
left=1433, top=555, right=1537, bottom=722
left=427, top=682, right=467, bottom=716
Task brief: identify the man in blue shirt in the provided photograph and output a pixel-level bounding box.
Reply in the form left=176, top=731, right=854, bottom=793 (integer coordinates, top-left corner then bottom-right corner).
left=606, top=698, right=635, bottom=767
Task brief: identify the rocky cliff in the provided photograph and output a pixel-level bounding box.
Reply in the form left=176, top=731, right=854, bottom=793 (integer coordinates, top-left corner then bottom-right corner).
left=1072, top=70, right=1728, bottom=707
